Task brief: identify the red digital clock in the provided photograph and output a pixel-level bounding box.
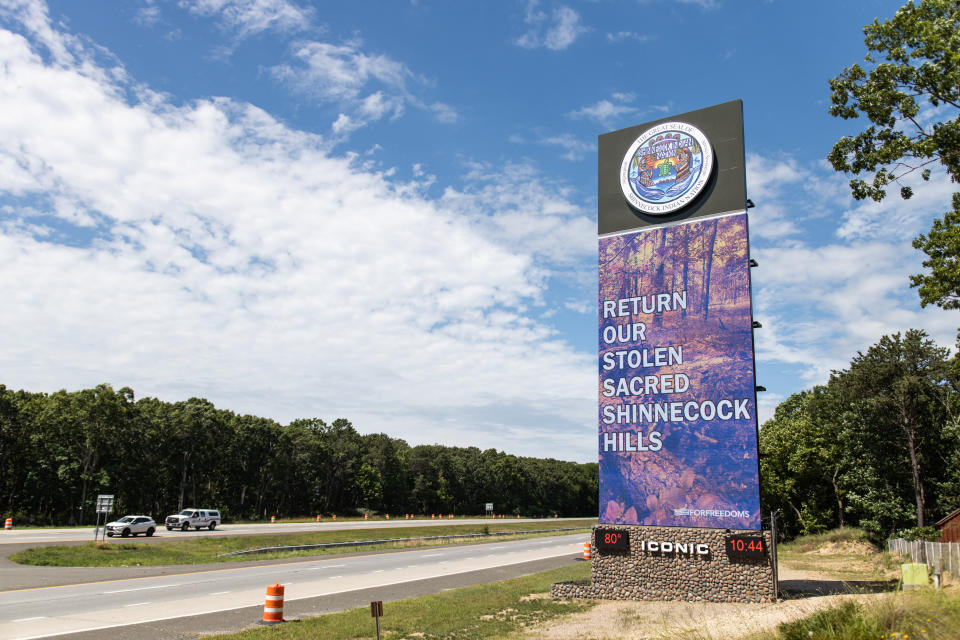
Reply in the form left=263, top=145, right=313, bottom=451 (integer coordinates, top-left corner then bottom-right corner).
left=724, top=535, right=765, bottom=558
left=595, top=528, right=630, bottom=552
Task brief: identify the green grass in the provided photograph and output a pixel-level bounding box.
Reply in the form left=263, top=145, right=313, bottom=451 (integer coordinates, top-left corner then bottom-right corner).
left=10, top=520, right=594, bottom=567
left=775, top=527, right=896, bottom=582
left=778, top=527, right=877, bottom=554
left=212, top=562, right=594, bottom=640
left=749, top=588, right=960, bottom=640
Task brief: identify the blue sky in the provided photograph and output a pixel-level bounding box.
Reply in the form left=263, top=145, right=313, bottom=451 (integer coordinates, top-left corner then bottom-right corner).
left=0, top=0, right=956, bottom=463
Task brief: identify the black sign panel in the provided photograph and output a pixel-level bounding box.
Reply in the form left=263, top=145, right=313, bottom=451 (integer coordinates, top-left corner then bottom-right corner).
left=725, top=535, right=765, bottom=558
left=595, top=528, right=630, bottom=552
left=598, top=99, right=746, bottom=235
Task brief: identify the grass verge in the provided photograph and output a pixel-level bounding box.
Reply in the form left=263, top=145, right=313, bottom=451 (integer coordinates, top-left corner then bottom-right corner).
left=10, top=520, right=594, bottom=567
left=776, top=527, right=896, bottom=582
left=756, top=588, right=960, bottom=640
left=213, top=562, right=593, bottom=640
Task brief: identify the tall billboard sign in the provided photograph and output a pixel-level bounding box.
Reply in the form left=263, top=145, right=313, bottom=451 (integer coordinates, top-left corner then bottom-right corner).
left=597, top=100, right=761, bottom=531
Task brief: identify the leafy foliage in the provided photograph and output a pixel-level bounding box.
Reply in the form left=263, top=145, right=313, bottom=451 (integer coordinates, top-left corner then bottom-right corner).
left=828, top=1, right=960, bottom=311
left=828, top=0, right=960, bottom=202
left=760, top=329, right=960, bottom=539
left=896, top=525, right=942, bottom=541
left=911, top=192, right=960, bottom=309
left=0, top=383, right=598, bottom=524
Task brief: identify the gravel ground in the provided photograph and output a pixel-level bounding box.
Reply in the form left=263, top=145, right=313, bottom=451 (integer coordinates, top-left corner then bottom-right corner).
left=524, top=565, right=892, bottom=640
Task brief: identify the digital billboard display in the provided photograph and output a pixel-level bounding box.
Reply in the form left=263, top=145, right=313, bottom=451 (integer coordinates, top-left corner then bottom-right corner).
left=598, top=212, right=761, bottom=530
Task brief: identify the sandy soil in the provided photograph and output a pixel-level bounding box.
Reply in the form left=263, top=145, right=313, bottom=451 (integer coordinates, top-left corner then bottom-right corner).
left=523, top=566, right=885, bottom=640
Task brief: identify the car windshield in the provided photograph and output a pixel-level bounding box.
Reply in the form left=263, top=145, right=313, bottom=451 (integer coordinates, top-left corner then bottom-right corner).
left=178, top=510, right=193, bottom=516
left=116, top=517, right=134, bottom=523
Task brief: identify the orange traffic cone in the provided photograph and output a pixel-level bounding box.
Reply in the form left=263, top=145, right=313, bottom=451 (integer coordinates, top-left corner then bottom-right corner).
left=260, top=582, right=284, bottom=625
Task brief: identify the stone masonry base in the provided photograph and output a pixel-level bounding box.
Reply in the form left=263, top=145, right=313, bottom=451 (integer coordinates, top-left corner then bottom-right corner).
left=551, top=525, right=775, bottom=603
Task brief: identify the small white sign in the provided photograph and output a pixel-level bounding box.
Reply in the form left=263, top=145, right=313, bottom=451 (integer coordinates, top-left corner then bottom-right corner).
left=96, top=494, right=115, bottom=514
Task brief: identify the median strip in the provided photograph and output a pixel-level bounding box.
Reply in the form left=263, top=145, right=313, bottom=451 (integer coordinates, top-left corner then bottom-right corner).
left=216, top=528, right=585, bottom=557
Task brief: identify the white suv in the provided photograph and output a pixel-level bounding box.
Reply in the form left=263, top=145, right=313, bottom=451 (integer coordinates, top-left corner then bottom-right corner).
left=165, top=508, right=221, bottom=531
left=105, top=515, right=156, bottom=537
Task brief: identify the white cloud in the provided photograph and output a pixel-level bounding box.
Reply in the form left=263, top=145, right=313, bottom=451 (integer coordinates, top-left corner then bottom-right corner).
left=439, top=160, right=595, bottom=268
left=753, top=239, right=957, bottom=383
left=748, top=152, right=959, bottom=395
left=605, top=31, right=650, bottom=43
left=756, top=391, right=784, bottom=428
left=0, top=5, right=594, bottom=460
left=180, top=0, right=312, bottom=37
left=671, top=0, right=719, bottom=8
left=515, top=1, right=587, bottom=51
left=429, top=102, right=459, bottom=124
left=538, top=134, right=596, bottom=162
left=136, top=2, right=161, bottom=27
left=835, top=166, right=957, bottom=242
left=745, top=153, right=806, bottom=240
left=271, top=39, right=458, bottom=134
left=569, top=97, right=637, bottom=128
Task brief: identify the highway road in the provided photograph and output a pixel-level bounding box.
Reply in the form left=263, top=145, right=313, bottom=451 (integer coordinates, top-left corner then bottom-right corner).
left=0, top=533, right=587, bottom=640
left=0, top=517, right=582, bottom=545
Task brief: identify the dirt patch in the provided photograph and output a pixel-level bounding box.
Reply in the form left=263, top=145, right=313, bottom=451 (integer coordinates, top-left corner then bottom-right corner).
left=525, top=565, right=885, bottom=640
left=810, top=540, right=877, bottom=556
left=524, top=593, right=882, bottom=640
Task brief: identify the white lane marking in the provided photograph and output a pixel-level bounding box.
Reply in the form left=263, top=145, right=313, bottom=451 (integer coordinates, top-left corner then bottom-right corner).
left=0, top=539, right=587, bottom=640
left=124, top=602, right=151, bottom=607
left=12, top=617, right=47, bottom=622
left=104, top=584, right=178, bottom=594
left=327, top=564, right=346, bottom=568
left=328, top=575, right=343, bottom=579
left=373, top=570, right=384, bottom=573
left=421, top=553, right=442, bottom=557
left=210, top=591, right=231, bottom=595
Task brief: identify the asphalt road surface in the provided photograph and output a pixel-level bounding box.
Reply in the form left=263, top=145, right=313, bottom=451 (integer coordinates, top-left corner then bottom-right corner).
left=0, top=517, right=580, bottom=545
left=0, top=533, right=587, bottom=640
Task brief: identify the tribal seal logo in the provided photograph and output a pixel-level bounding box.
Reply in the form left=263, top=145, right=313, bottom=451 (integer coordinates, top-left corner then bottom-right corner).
left=620, top=121, right=714, bottom=215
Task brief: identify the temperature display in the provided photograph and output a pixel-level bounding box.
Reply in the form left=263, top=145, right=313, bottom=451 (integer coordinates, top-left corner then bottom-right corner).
left=724, top=535, right=765, bottom=558
left=595, top=528, right=630, bottom=552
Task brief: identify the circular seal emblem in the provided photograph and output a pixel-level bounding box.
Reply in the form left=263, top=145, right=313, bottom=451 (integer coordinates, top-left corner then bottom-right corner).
left=619, top=121, right=714, bottom=215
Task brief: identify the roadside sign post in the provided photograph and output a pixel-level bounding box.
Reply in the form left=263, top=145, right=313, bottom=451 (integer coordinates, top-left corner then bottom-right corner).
left=370, top=601, right=383, bottom=640
left=485, top=503, right=493, bottom=516
left=94, top=494, right=114, bottom=541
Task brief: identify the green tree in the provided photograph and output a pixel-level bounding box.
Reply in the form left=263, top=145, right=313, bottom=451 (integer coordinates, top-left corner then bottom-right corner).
left=828, top=0, right=960, bottom=202
left=828, top=1, right=960, bottom=309
left=759, top=389, right=847, bottom=537
left=839, top=330, right=951, bottom=527
left=911, top=193, right=960, bottom=309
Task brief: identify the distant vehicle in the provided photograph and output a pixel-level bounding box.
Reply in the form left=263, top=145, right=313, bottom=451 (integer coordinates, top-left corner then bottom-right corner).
left=165, top=509, right=221, bottom=531
left=104, top=515, right=156, bottom=538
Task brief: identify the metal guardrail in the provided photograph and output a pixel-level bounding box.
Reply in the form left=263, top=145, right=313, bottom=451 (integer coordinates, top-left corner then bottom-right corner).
left=218, top=527, right=587, bottom=557
left=888, top=537, right=960, bottom=578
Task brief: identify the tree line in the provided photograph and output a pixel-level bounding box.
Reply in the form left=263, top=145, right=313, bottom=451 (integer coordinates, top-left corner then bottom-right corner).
left=0, top=383, right=598, bottom=525
left=763, top=0, right=960, bottom=541
left=759, top=329, right=960, bottom=540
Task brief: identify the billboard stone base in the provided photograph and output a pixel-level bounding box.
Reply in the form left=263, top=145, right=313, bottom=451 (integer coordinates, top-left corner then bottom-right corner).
left=551, top=525, right=776, bottom=603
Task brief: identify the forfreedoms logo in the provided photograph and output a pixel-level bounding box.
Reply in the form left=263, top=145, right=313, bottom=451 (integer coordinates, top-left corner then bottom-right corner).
left=674, top=507, right=751, bottom=518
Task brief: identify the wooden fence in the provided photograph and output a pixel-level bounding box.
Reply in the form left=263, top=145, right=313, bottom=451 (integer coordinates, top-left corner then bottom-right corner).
left=888, top=538, right=960, bottom=577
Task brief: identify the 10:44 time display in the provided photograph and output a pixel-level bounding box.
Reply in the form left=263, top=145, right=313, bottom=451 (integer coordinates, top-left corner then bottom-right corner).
left=724, top=535, right=765, bottom=558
